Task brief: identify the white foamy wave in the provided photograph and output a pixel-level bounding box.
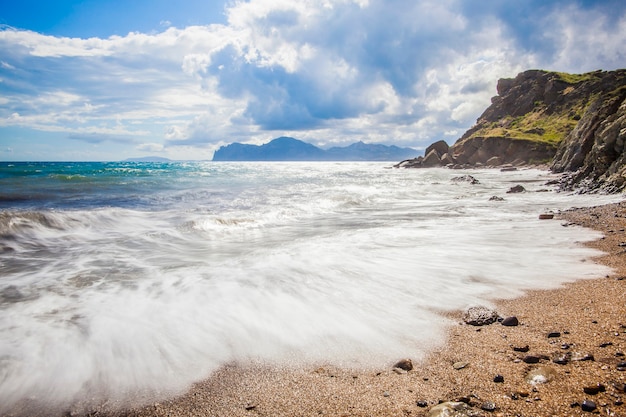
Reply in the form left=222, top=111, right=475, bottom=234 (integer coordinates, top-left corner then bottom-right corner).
left=0, top=164, right=621, bottom=415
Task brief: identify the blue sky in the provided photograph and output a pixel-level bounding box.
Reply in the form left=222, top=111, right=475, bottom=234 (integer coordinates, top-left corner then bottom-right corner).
left=1, top=0, right=625, bottom=161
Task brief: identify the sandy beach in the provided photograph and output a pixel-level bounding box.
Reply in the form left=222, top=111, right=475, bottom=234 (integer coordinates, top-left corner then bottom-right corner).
left=98, top=200, right=626, bottom=417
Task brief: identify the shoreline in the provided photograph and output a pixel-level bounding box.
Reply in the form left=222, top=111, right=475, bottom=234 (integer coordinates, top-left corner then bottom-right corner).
left=106, top=201, right=626, bottom=417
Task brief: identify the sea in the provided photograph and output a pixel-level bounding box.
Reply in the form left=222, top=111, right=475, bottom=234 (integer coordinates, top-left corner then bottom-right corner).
left=0, top=161, right=621, bottom=413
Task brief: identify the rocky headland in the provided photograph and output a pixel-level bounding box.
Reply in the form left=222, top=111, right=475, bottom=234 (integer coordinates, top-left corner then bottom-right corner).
left=396, top=69, right=626, bottom=193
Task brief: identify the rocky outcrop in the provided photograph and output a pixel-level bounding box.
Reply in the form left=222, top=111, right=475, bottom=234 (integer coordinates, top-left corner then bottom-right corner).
left=396, top=69, right=626, bottom=192
left=551, top=78, right=626, bottom=192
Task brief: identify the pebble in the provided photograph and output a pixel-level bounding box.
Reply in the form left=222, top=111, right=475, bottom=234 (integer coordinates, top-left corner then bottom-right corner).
left=583, top=384, right=606, bottom=395
left=617, top=361, right=626, bottom=371
left=501, top=316, right=519, bottom=326
left=523, top=355, right=541, bottom=364
left=480, top=401, right=496, bottom=412
left=393, top=358, right=413, bottom=371
left=493, top=374, right=504, bottom=383
left=538, top=213, right=554, bottom=220
left=453, top=361, right=469, bottom=370
left=547, top=331, right=561, bottom=338
left=581, top=400, right=597, bottom=412
left=552, top=354, right=570, bottom=365
left=427, top=401, right=476, bottom=417
left=417, top=400, right=428, bottom=408
left=599, top=341, right=613, bottom=347
left=513, top=345, right=530, bottom=352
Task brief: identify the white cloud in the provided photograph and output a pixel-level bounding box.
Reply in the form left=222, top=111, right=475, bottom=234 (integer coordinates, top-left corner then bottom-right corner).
left=136, top=142, right=165, bottom=152
left=0, top=0, right=625, bottom=160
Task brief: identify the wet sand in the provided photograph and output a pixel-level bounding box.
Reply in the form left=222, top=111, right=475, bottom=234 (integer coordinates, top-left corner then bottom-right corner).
left=110, top=201, right=626, bottom=416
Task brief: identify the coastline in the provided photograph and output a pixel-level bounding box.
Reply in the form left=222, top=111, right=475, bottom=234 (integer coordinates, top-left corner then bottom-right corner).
left=108, top=201, right=626, bottom=417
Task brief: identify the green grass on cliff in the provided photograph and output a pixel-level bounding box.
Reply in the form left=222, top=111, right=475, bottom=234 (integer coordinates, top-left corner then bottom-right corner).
left=553, top=71, right=602, bottom=84
left=468, top=107, right=581, bottom=145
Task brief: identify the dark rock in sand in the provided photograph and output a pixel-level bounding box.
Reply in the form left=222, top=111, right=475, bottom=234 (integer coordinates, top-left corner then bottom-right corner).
left=617, top=361, right=626, bottom=371
left=463, top=306, right=499, bottom=326
left=417, top=400, right=428, bottom=408
left=501, top=316, right=519, bottom=326
left=581, top=400, right=597, bottom=412
left=599, top=341, right=613, bottom=347
left=538, top=213, right=554, bottom=219
left=489, top=196, right=505, bottom=201
left=513, top=345, right=530, bottom=352
left=393, top=359, right=413, bottom=371
left=506, top=185, right=525, bottom=193
left=523, top=355, right=541, bottom=364
left=493, top=374, right=504, bottom=383
left=583, top=384, right=605, bottom=395
left=547, top=331, right=561, bottom=338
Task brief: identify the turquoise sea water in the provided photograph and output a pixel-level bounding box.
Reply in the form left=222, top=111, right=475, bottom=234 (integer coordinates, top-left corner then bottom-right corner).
left=0, top=161, right=620, bottom=414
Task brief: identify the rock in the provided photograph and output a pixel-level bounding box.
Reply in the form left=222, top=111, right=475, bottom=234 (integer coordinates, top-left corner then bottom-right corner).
left=525, top=366, right=557, bottom=385
left=538, top=213, right=554, bottom=219
left=501, top=316, right=519, bottom=326
left=462, top=306, right=499, bottom=326
left=486, top=156, right=502, bottom=167
left=425, top=140, right=449, bottom=158
left=513, top=345, right=530, bottom=352
left=583, top=384, right=606, bottom=395
left=506, top=185, right=525, bottom=193
left=393, top=358, right=413, bottom=371
left=617, top=361, right=626, bottom=371
left=500, top=166, right=518, bottom=172
left=552, top=354, right=570, bottom=365
left=427, top=401, right=480, bottom=417
left=493, top=374, right=504, bottom=383
left=480, top=402, right=497, bottom=412
left=599, top=341, right=613, bottom=347
left=392, top=368, right=407, bottom=375
left=451, top=175, right=480, bottom=185
left=489, top=196, right=505, bottom=201
left=580, top=400, right=597, bottom=412
left=417, top=400, right=428, bottom=408
left=547, top=331, right=561, bottom=338
left=523, top=355, right=541, bottom=364
left=453, top=361, right=469, bottom=370
left=422, top=149, right=443, bottom=167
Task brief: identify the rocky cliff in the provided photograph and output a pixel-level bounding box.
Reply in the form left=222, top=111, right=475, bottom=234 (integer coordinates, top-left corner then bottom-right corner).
left=397, top=69, right=626, bottom=192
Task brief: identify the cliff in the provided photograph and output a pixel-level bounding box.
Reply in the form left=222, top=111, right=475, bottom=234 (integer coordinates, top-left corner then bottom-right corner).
left=213, top=137, right=418, bottom=161
left=397, top=69, right=626, bottom=192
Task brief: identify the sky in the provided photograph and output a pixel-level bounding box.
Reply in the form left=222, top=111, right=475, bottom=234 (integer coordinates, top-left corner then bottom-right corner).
left=0, top=0, right=625, bottom=161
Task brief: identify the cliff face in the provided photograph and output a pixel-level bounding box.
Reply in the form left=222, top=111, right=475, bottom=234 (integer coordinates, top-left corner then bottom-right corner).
left=398, top=69, right=626, bottom=192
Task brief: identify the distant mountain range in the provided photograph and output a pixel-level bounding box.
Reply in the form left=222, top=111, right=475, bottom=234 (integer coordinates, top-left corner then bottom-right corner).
left=212, top=137, right=418, bottom=161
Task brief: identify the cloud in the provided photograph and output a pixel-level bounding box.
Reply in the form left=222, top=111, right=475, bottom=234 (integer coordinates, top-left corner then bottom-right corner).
left=0, top=0, right=625, bottom=160
left=136, top=142, right=165, bottom=152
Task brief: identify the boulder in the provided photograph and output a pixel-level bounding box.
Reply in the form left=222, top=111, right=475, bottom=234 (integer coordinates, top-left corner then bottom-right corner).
left=425, top=140, right=449, bottom=158
left=422, top=149, right=443, bottom=167
left=463, top=306, right=499, bottom=326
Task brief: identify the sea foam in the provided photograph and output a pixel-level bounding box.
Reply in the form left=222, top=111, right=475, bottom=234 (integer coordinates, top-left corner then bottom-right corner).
left=0, top=162, right=620, bottom=414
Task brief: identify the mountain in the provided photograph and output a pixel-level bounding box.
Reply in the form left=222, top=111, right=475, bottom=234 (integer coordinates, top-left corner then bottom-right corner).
left=212, top=137, right=418, bottom=161
left=396, top=69, right=626, bottom=192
